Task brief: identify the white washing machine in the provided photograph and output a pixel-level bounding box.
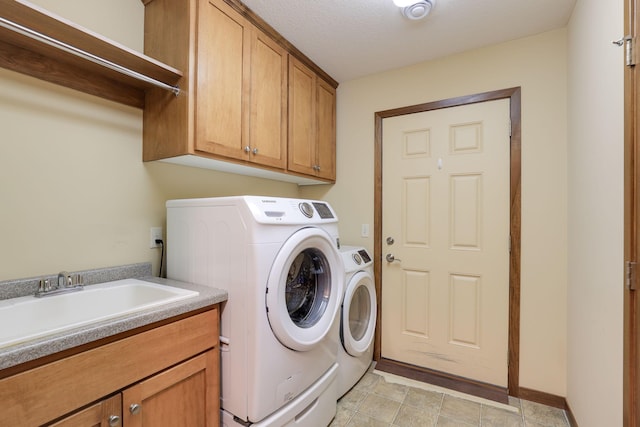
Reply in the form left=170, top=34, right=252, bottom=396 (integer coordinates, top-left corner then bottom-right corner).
left=166, top=196, right=344, bottom=427
left=337, top=246, right=377, bottom=398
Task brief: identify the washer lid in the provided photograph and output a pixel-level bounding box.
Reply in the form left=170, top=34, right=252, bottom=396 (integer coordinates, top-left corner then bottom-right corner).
left=342, top=271, right=377, bottom=357
left=266, top=227, right=344, bottom=351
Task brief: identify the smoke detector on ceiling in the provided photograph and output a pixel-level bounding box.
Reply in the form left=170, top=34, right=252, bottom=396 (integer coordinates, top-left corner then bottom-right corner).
left=394, top=0, right=436, bottom=20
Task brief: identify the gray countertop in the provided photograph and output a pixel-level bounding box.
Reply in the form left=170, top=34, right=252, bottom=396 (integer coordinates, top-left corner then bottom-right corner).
left=0, top=274, right=227, bottom=371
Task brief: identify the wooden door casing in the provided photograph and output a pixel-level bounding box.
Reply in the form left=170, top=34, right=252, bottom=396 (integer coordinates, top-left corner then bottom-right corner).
left=624, top=0, right=640, bottom=424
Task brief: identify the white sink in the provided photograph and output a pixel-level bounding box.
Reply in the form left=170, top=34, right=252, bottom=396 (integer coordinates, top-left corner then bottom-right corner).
left=0, top=279, right=199, bottom=348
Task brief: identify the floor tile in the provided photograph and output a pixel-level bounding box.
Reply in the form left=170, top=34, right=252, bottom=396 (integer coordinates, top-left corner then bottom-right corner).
left=439, top=395, right=481, bottom=425
left=402, top=387, right=443, bottom=410
left=520, top=400, right=569, bottom=427
left=481, top=405, right=524, bottom=427
left=358, top=393, right=402, bottom=424
left=436, top=414, right=477, bottom=426
left=392, top=403, right=438, bottom=427
left=340, top=387, right=368, bottom=411
left=347, top=412, right=392, bottom=427
left=372, top=378, right=409, bottom=402
left=330, top=406, right=355, bottom=427
left=354, top=372, right=382, bottom=391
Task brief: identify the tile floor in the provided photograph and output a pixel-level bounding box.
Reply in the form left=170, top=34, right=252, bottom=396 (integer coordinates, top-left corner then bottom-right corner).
left=330, top=370, right=570, bottom=427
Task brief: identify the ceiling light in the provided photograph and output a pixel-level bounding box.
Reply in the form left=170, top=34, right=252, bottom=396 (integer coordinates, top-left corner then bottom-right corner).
left=400, top=0, right=435, bottom=20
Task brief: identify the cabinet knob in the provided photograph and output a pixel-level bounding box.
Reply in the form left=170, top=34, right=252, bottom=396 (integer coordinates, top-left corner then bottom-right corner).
left=108, top=415, right=121, bottom=426
left=244, top=146, right=251, bottom=153
left=129, top=403, right=141, bottom=415
left=313, top=165, right=321, bottom=171
left=252, top=147, right=259, bottom=155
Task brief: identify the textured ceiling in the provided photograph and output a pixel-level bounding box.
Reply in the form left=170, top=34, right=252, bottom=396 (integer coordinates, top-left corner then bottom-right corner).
left=241, top=0, right=577, bottom=83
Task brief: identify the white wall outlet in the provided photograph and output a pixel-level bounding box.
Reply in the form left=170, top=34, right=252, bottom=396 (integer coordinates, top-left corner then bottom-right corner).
left=361, top=223, right=370, bottom=238
left=150, top=227, right=163, bottom=248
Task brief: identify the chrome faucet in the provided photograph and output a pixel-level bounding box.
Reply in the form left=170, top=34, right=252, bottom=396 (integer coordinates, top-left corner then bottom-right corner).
left=57, top=271, right=70, bottom=290
left=36, top=271, right=84, bottom=297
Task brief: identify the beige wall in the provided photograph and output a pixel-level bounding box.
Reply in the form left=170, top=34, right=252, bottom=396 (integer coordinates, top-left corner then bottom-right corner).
left=0, top=0, right=298, bottom=281
left=303, top=30, right=569, bottom=395
left=566, top=0, right=624, bottom=424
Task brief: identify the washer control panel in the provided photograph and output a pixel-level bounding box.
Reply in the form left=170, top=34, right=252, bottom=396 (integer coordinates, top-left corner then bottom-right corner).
left=243, top=196, right=338, bottom=224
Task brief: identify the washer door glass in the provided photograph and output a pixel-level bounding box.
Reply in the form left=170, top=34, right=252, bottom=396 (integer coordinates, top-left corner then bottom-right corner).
left=342, top=271, right=377, bottom=357
left=266, top=227, right=344, bottom=351
left=286, top=249, right=331, bottom=328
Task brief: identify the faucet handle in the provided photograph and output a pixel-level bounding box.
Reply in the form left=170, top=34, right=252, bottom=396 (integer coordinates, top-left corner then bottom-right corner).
left=71, top=273, right=84, bottom=287
left=39, top=279, right=50, bottom=292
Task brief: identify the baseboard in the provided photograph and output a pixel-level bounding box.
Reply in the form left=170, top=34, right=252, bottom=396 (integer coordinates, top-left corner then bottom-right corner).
left=517, top=387, right=567, bottom=409
left=375, top=358, right=509, bottom=404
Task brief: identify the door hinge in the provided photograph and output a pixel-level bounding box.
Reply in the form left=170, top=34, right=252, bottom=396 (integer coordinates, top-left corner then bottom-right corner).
left=627, top=261, right=637, bottom=290
left=613, top=36, right=635, bottom=67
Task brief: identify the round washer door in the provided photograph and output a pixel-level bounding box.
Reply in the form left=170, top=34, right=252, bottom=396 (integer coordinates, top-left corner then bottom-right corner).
left=266, top=227, right=344, bottom=351
left=342, top=270, right=377, bottom=357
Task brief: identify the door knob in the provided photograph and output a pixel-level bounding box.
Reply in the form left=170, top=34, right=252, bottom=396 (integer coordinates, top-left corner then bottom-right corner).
left=386, top=253, right=401, bottom=263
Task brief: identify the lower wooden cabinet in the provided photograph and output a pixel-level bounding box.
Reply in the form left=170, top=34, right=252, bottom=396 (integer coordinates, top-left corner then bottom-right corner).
left=1, top=308, right=220, bottom=427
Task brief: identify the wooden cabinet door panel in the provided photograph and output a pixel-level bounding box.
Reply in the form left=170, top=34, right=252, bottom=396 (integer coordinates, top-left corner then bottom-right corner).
left=288, top=58, right=316, bottom=176
left=316, top=79, right=336, bottom=180
left=249, top=29, right=287, bottom=169
left=195, top=0, right=249, bottom=160
left=122, top=350, right=218, bottom=427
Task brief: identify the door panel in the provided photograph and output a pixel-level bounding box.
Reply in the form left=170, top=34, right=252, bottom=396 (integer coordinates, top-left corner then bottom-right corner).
left=381, top=99, right=510, bottom=387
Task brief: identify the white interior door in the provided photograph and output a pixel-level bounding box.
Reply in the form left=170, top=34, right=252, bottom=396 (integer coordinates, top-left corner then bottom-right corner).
left=381, top=99, right=511, bottom=386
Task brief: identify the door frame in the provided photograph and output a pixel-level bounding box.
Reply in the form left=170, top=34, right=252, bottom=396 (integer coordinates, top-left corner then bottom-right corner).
left=624, top=0, right=639, bottom=423
left=373, top=87, right=522, bottom=399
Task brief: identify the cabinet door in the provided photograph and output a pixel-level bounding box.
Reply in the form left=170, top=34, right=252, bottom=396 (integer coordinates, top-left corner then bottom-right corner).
left=47, top=395, right=122, bottom=427
left=288, top=57, right=317, bottom=176
left=122, top=350, right=218, bottom=427
left=315, top=79, right=336, bottom=180
left=249, top=28, right=288, bottom=169
left=195, top=0, right=250, bottom=161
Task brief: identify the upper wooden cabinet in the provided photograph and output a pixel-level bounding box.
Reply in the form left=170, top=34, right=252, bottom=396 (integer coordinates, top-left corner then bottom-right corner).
left=142, top=0, right=337, bottom=184
left=192, top=0, right=287, bottom=169
left=288, top=57, right=337, bottom=181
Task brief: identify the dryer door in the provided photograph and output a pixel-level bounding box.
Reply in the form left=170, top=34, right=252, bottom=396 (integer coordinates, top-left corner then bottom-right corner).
left=266, top=227, right=344, bottom=351
left=342, top=271, right=377, bottom=357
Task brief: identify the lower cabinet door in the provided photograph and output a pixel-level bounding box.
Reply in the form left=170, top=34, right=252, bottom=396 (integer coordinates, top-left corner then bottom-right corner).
left=48, top=394, right=122, bottom=427
left=122, top=350, right=218, bottom=427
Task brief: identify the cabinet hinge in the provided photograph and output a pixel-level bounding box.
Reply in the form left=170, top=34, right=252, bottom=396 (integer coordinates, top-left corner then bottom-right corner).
left=614, top=36, right=635, bottom=67
left=627, top=261, right=637, bottom=290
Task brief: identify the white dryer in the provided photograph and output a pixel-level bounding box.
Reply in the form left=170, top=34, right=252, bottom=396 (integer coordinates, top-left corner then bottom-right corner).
left=166, top=196, right=344, bottom=427
left=337, top=246, right=377, bottom=398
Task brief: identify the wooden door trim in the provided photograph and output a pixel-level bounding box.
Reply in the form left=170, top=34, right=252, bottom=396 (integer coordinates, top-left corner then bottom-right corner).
left=624, top=0, right=639, bottom=423
left=373, top=87, right=522, bottom=397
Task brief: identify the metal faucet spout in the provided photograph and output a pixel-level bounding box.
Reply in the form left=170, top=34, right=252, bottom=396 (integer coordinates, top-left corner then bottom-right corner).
left=57, top=271, right=69, bottom=289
